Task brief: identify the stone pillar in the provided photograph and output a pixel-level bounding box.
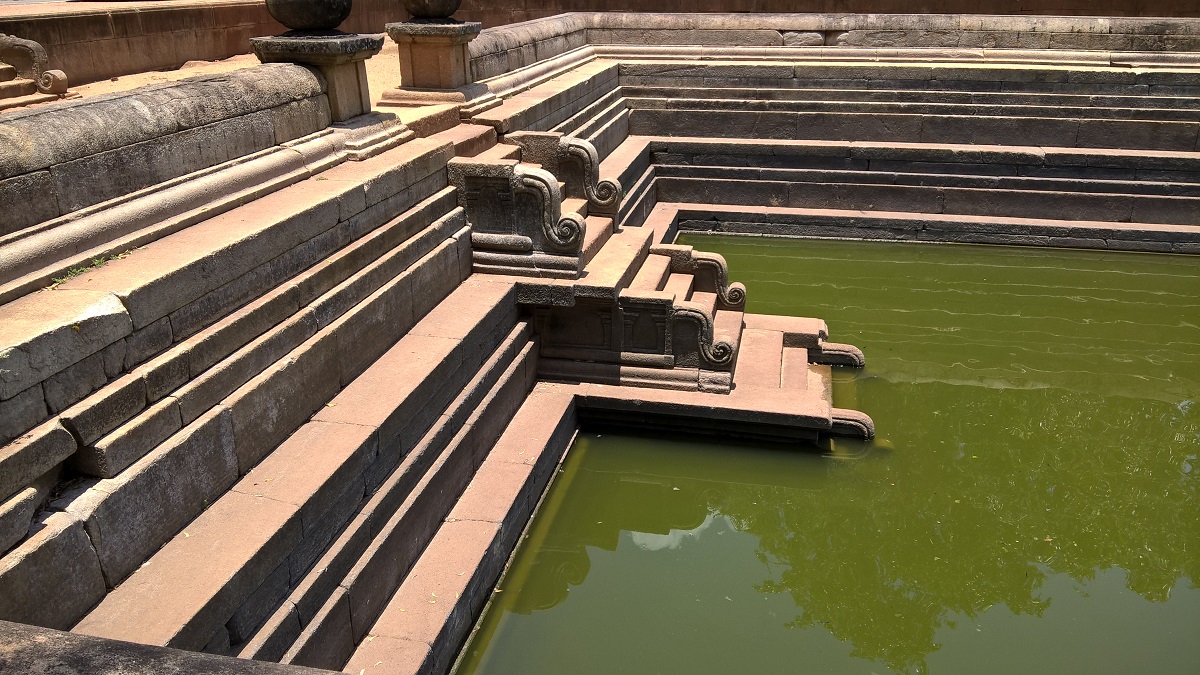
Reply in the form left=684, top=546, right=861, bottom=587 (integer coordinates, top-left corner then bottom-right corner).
left=251, top=34, right=383, bottom=122
left=379, top=20, right=498, bottom=114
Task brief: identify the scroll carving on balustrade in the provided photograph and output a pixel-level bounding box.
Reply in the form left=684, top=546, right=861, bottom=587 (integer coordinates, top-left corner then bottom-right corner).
left=505, top=131, right=622, bottom=215
left=448, top=157, right=586, bottom=278
left=0, top=34, right=68, bottom=94
left=650, top=244, right=747, bottom=310
left=672, top=304, right=735, bottom=368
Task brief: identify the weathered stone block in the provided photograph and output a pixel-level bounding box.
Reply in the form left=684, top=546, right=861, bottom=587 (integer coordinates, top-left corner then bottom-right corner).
left=59, top=372, right=148, bottom=447
left=226, top=330, right=341, bottom=475
left=74, top=489, right=302, bottom=651
left=72, top=397, right=182, bottom=479
left=0, top=511, right=106, bottom=630
left=60, top=406, right=238, bottom=587
left=0, top=384, right=47, bottom=447
left=42, top=339, right=126, bottom=415
left=227, top=561, right=292, bottom=645
left=0, top=420, right=76, bottom=504
left=177, top=309, right=319, bottom=426
left=0, top=171, right=60, bottom=236
left=283, top=588, right=355, bottom=670
left=0, top=290, right=132, bottom=400
left=124, top=316, right=174, bottom=370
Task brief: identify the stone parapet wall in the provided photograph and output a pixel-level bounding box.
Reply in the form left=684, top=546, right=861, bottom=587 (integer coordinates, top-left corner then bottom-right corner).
left=0, top=64, right=330, bottom=238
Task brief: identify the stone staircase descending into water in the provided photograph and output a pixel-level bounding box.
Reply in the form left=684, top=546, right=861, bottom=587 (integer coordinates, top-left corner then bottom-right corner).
left=5, top=11, right=1200, bottom=675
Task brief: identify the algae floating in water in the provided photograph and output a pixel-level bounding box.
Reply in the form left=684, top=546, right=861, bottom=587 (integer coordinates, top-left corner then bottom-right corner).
left=457, top=238, right=1200, bottom=675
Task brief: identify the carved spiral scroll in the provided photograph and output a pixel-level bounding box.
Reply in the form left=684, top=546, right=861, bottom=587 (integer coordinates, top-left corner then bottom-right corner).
left=563, top=136, right=622, bottom=213
left=688, top=252, right=746, bottom=310
left=673, top=306, right=735, bottom=368
left=514, top=164, right=583, bottom=254
left=0, top=34, right=66, bottom=95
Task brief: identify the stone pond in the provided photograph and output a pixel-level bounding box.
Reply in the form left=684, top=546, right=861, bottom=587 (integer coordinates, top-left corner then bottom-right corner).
left=455, top=237, right=1200, bottom=675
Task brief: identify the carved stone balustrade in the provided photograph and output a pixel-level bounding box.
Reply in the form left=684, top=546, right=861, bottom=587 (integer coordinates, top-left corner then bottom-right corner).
left=505, top=132, right=622, bottom=216
left=448, top=157, right=587, bottom=278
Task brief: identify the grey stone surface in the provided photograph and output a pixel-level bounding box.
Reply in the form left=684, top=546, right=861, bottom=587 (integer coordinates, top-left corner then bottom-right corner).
left=0, top=420, right=75, bottom=504
left=0, top=512, right=106, bottom=630
left=0, top=619, right=325, bottom=673
left=0, top=290, right=132, bottom=401
left=59, top=372, right=147, bottom=447
left=0, top=64, right=325, bottom=179
left=72, top=397, right=183, bottom=479
left=59, top=406, right=238, bottom=587
left=42, top=339, right=126, bottom=415
left=252, top=34, right=384, bottom=67
left=0, top=488, right=39, bottom=554
left=0, top=384, right=48, bottom=447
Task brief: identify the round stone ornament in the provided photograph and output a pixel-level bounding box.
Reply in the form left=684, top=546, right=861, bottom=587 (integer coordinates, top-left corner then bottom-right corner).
left=403, top=0, right=462, bottom=20
left=265, top=0, right=353, bottom=31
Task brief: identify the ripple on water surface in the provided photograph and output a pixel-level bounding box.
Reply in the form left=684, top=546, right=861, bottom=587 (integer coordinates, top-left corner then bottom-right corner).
left=456, top=238, right=1200, bottom=675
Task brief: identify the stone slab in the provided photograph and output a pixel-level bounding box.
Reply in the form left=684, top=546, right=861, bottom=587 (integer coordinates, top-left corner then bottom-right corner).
left=0, top=420, right=76, bottom=504
left=0, top=290, right=132, bottom=401
left=75, top=490, right=301, bottom=651
left=0, top=512, right=106, bottom=630
left=59, top=406, right=239, bottom=587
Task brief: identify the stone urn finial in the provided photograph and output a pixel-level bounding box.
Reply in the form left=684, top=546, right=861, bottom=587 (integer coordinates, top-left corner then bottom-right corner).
left=265, top=0, right=353, bottom=32
left=402, top=0, right=461, bottom=21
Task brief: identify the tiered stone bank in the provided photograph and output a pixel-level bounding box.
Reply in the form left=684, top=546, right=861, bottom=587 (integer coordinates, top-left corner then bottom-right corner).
left=2, top=11, right=1199, bottom=675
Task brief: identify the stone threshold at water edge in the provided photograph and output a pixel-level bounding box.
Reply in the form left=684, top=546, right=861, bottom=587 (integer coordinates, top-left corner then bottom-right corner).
left=2, top=9, right=1200, bottom=675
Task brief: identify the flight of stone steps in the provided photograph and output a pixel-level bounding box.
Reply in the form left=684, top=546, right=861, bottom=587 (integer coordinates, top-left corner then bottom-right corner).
left=475, top=47, right=1200, bottom=252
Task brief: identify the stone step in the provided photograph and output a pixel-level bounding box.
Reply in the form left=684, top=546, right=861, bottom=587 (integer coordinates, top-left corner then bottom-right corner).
left=809, top=364, right=833, bottom=403
left=66, top=194, right=466, bottom=481
left=427, top=123, right=498, bottom=158
left=712, top=308, right=745, bottom=369
left=640, top=135, right=1200, bottom=177
left=575, top=225, right=653, bottom=300
left=563, top=196, right=589, bottom=218
left=0, top=79, right=36, bottom=99
left=662, top=272, right=694, bottom=300
left=628, top=253, right=671, bottom=290
left=473, top=142, right=522, bottom=162
left=0, top=91, right=64, bottom=113
left=239, top=318, right=530, bottom=663
left=0, top=63, right=16, bottom=81
left=628, top=108, right=1200, bottom=152
left=688, top=290, right=717, bottom=318
left=657, top=176, right=1200, bottom=226
left=579, top=215, right=613, bottom=268
left=781, top=347, right=810, bottom=391
left=281, top=322, right=535, bottom=670
left=618, top=61, right=1200, bottom=95
left=629, top=96, right=1200, bottom=122
left=670, top=202, right=1200, bottom=254
left=742, top=313, right=828, bottom=349
left=344, top=384, right=578, bottom=675
left=656, top=163, right=1200, bottom=198
left=72, top=277, right=520, bottom=654
left=731, top=328, right=783, bottom=390
left=621, top=85, right=1200, bottom=111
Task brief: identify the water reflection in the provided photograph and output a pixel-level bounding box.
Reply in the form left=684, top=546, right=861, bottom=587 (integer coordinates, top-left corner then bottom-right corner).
left=456, top=239, right=1200, bottom=675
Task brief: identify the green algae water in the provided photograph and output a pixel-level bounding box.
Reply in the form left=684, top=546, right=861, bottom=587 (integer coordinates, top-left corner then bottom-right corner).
left=456, top=238, right=1200, bottom=675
